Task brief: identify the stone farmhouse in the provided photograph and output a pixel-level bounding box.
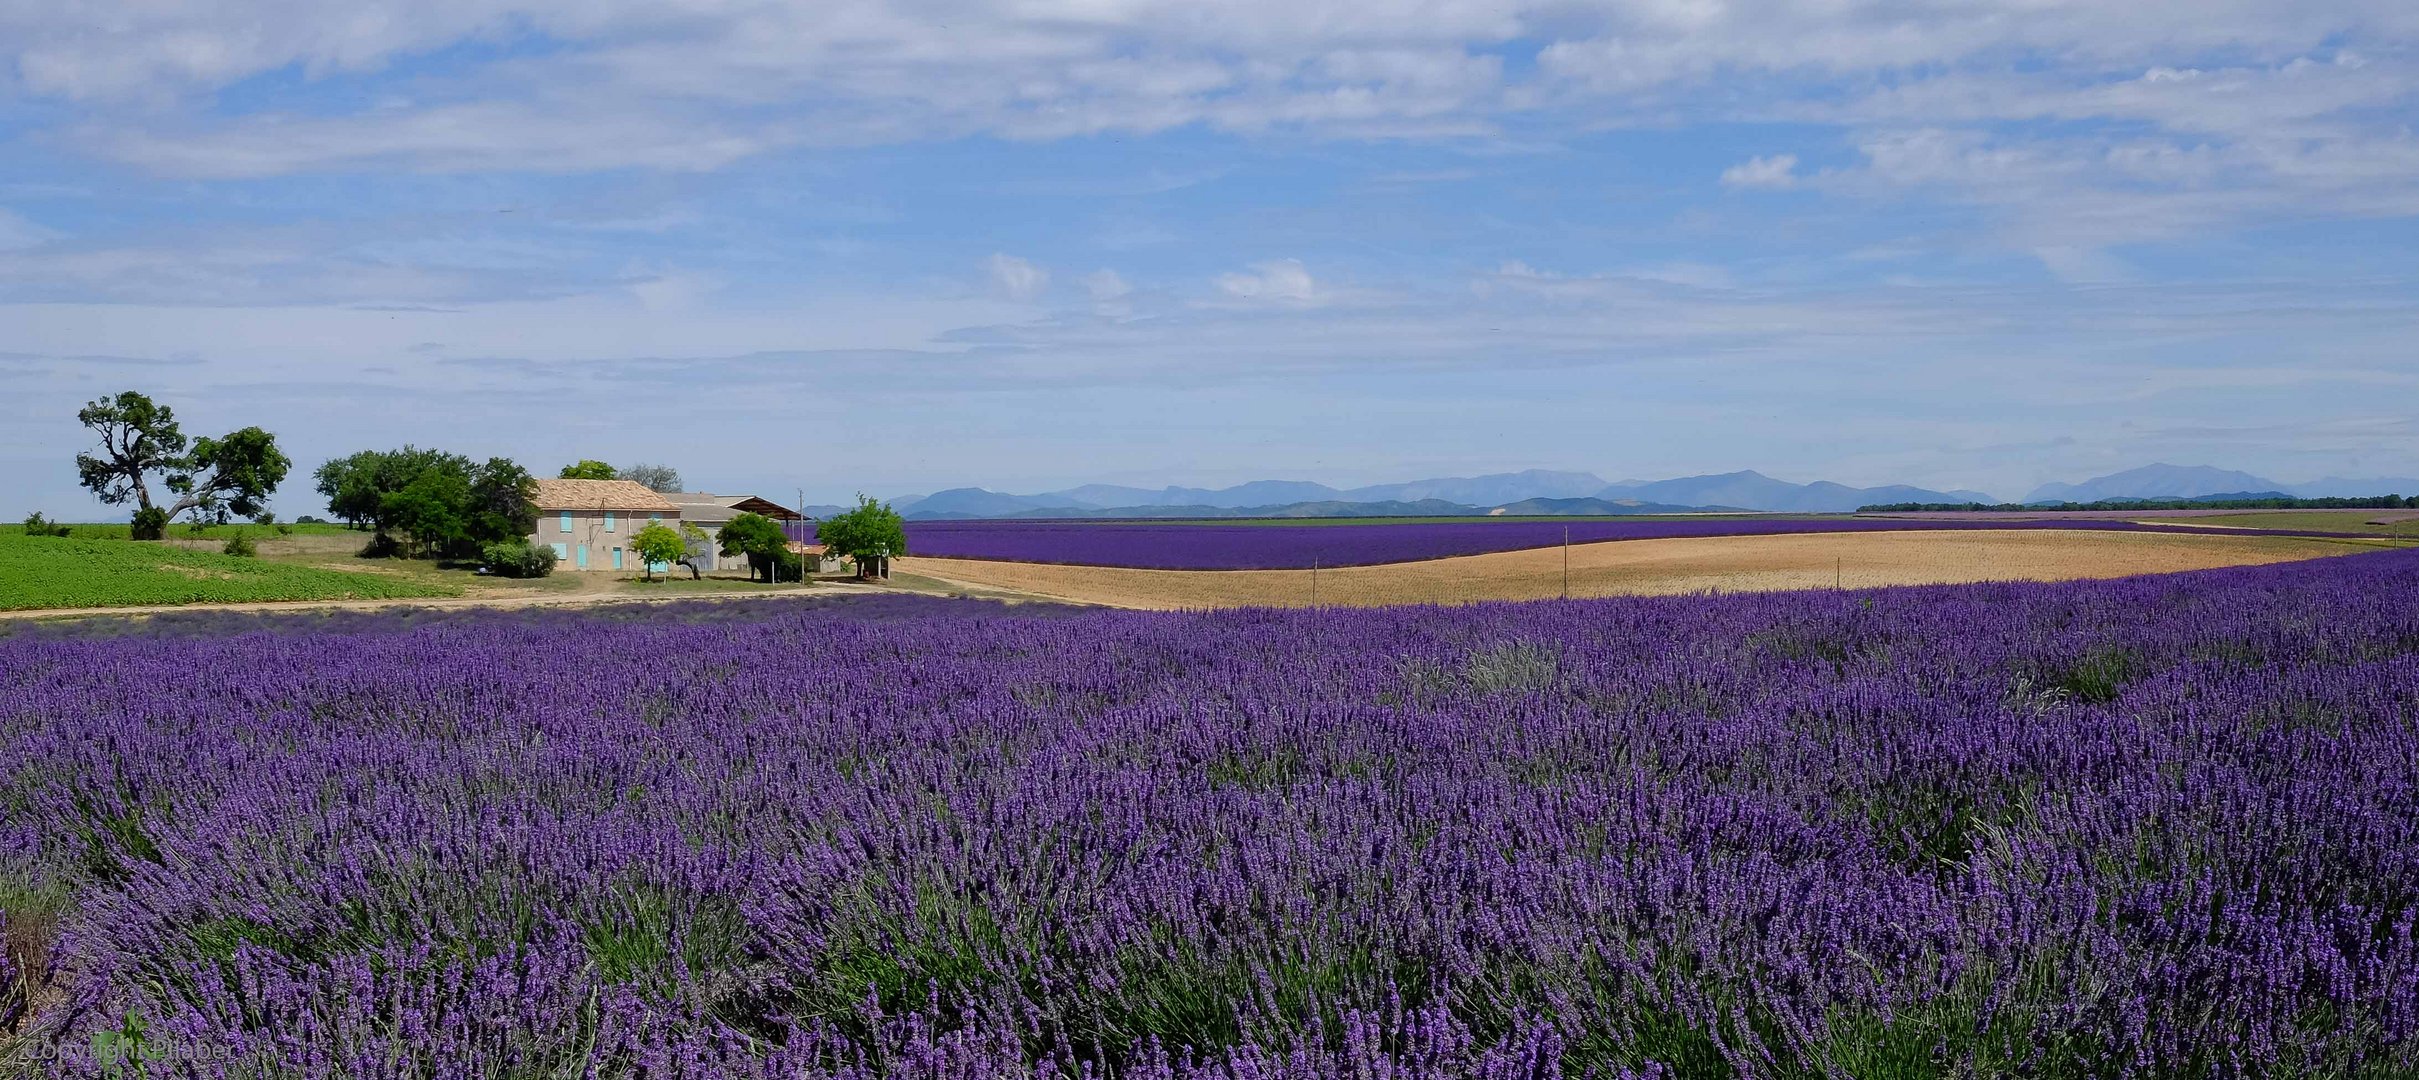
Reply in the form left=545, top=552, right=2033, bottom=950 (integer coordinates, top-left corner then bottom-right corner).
left=527, top=478, right=680, bottom=573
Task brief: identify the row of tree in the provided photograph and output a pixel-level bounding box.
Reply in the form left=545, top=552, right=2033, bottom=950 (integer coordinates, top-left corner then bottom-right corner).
left=313, top=448, right=540, bottom=558
left=72, top=388, right=905, bottom=580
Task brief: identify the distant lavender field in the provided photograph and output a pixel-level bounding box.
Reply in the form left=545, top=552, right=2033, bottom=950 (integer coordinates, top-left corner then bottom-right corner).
left=4, top=555, right=2417, bottom=1077
left=903, top=516, right=2354, bottom=569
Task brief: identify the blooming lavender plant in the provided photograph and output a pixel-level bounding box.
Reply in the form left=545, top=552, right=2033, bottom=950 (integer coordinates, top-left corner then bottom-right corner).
left=2, top=555, right=2416, bottom=1077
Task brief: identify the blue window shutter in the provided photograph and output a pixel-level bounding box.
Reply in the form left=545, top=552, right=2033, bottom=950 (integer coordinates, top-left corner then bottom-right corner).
left=551, top=543, right=568, bottom=559
left=559, top=512, right=571, bottom=533
left=605, top=512, right=616, bottom=532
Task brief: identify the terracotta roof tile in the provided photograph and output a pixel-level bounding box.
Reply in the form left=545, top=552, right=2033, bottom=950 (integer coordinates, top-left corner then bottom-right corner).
left=529, top=478, right=681, bottom=512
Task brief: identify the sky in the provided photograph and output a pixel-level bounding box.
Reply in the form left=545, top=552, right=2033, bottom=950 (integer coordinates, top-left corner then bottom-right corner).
left=3, top=1, right=2417, bottom=515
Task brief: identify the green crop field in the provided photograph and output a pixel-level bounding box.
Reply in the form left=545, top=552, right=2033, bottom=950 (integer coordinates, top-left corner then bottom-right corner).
left=1, top=520, right=356, bottom=540
left=0, top=532, right=460, bottom=611
left=2171, top=511, right=2419, bottom=537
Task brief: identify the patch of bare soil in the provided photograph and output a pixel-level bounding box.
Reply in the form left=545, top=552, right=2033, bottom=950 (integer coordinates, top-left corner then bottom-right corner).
left=155, top=563, right=235, bottom=580
left=897, top=530, right=2381, bottom=610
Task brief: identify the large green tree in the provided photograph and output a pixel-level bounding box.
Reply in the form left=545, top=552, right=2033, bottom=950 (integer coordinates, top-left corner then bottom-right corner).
left=466, top=459, right=539, bottom=544
left=314, top=447, right=465, bottom=535
left=381, top=470, right=472, bottom=558
left=558, top=460, right=616, bottom=480
left=313, top=448, right=536, bottom=557
left=817, top=495, right=906, bottom=579
left=717, top=512, right=790, bottom=583
left=75, top=391, right=291, bottom=537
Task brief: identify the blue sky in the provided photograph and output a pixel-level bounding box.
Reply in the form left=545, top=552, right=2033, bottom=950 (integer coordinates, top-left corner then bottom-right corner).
left=4, top=1, right=2417, bottom=513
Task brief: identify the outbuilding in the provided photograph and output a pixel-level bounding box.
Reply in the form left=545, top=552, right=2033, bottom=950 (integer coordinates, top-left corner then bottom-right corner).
left=662, top=492, right=806, bottom=572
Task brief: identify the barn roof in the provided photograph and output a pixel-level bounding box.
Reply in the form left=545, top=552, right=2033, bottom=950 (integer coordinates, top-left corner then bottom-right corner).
left=663, top=492, right=802, bottom=523
left=529, top=478, right=681, bottom=512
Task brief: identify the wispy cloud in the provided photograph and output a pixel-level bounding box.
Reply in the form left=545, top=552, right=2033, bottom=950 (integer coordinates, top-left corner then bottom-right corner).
left=1720, top=154, right=1799, bottom=190
left=1212, top=259, right=1321, bottom=306
left=986, top=254, right=1050, bottom=302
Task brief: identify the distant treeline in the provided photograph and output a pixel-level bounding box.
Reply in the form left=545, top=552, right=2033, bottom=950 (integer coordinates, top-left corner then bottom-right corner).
left=1861, top=495, right=2413, bottom=513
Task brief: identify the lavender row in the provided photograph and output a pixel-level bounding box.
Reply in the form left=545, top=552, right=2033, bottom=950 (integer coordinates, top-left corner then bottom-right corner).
left=901, top=517, right=2360, bottom=569
left=3, top=553, right=2418, bottom=1077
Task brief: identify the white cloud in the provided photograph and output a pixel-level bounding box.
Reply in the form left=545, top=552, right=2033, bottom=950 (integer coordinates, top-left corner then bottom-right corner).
left=1084, top=269, right=1133, bottom=302
left=1213, top=259, right=1319, bottom=305
left=986, top=253, right=1050, bottom=302
left=628, top=271, right=719, bottom=312
left=85, top=102, right=779, bottom=179
left=0, top=210, right=60, bottom=251
left=1720, top=154, right=1799, bottom=190
left=12, top=0, right=2410, bottom=195
left=0, top=0, right=2409, bottom=281
left=1493, top=260, right=1556, bottom=280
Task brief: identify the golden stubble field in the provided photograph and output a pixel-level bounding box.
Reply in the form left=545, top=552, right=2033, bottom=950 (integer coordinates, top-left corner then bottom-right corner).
left=898, top=529, right=2388, bottom=610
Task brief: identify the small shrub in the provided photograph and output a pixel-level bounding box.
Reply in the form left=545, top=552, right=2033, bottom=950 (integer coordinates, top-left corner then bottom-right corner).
left=294, top=515, right=325, bottom=524
left=129, top=507, right=169, bottom=541
left=482, top=540, right=557, bottom=579
left=220, top=530, right=257, bottom=558
left=19, top=512, right=72, bottom=538
left=773, top=550, right=805, bottom=583
left=2057, top=646, right=2141, bottom=704
left=358, top=533, right=401, bottom=559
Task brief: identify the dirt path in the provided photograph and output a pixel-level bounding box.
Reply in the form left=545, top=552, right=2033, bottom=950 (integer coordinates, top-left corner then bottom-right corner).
left=898, top=529, right=2397, bottom=610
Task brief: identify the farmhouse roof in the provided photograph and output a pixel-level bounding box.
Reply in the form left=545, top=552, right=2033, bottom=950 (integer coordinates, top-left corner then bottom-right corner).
left=663, top=492, right=803, bottom=523
left=530, top=478, right=681, bottom=513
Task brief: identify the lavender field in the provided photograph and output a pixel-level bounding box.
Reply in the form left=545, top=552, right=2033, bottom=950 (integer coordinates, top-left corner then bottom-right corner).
left=4, top=558, right=2418, bottom=1078
left=902, top=517, right=2359, bottom=570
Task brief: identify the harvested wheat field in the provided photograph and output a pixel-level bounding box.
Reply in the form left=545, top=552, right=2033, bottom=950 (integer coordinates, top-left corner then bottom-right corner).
left=898, top=529, right=2391, bottom=609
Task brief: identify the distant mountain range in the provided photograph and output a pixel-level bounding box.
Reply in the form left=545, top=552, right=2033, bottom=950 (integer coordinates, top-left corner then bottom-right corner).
left=821, top=464, right=2419, bottom=522
left=826, top=464, right=2418, bottom=521
left=886, top=470, right=1992, bottom=520
left=992, top=469, right=1613, bottom=513
left=1599, top=472, right=1998, bottom=514
left=2022, top=464, right=2419, bottom=504
left=2024, top=464, right=2279, bottom=504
